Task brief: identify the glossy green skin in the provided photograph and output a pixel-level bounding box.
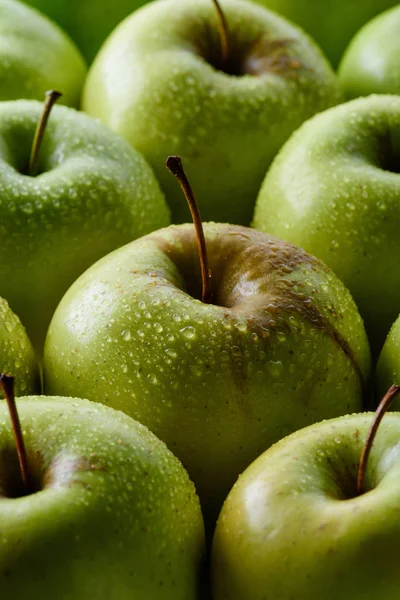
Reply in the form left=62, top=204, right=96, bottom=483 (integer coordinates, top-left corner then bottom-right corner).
left=338, top=5, right=400, bottom=98
left=23, top=0, right=150, bottom=63
left=0, top=297, right=39, bottom=395
left=0, top=0, right=86, bottom=107
left=376, top=316, right=400, bottom=406
left=0, top=100, right=169, bottom=354
left=252, top=0, right=397, bottom=67
left=212, top=413, right=400, bottom=599
left=253, top=94, right=400, bottom=356
left=82, top=0, right=341, bottom=225
left=0, top=396, right=205, bottom=598
left=43, top=223, right=370, bottom=528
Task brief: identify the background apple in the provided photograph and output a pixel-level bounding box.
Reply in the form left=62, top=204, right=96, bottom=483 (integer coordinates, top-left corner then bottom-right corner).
left=253, top=94, right=400, bottom=356
left=82, top=0, right=342, bottom=225
left=375, top=315, right=400, bottom=408
left=0, top=297, right=39, bottom=396
left=338, top=5, right=400, bottom=98
left=0, top=99, right=169, bottom=354
left=0, top=0, right=87, bottom=107
left=23, top=0, right=150, bottom=63
left=251, top=0, right=397, bottom=67
left=43, top=222, right=370, bottom=528
left=212, top=410, right=400, bottom=599
left=0, top=394, right=205, bottom=598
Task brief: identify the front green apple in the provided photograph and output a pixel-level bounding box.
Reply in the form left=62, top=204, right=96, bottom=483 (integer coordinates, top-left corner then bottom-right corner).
left=251, top=0, right=397, bottom=67
left=82, top=0, right=341, bottom=225
left=0, top=297, right=39, bottom=395
left=43, top=223, right=370, bottom=527
left=253, top=94, right=400, bottom=355
left=23, top=0, right=151, bottom=63
left=212, top=412, right=400, bottom=599
left=0, top=396, right=205, bottom=598
left=338, top=5, right=400, bottom=98
left=0, top=0, right=86, bottom=107
left=0, top=99, right=169, bottom=353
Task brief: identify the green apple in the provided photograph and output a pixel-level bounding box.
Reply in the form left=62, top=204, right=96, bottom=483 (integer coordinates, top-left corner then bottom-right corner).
left=251, top=0, right=397, bottom=68
left=0, top=297, right=39, bottom=395
left=375, top=315, right=400, bottom=406
left=23, top=0, right=151, bottom=63
left=43, top=222, right=371, bottom=528
left=0, top=0, right=87, bottom=107
left=82, top=0, right=342, bottom=225
left=338, top=5, right=400, bottom=98
left=212, top=410, right=400, bottom=599
left=0, top=99, right=169, bottom=354
left=253, top=94, right=400, bottom=356
left=0, top=392, right=205, bottom=597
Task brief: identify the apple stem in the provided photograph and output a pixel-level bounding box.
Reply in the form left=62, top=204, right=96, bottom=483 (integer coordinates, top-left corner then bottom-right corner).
left=166, top=156, right=213, bottom=304
left=356, top=384, right=400, bottom=495
left=28, top=90, right=63, bottom=177
left=0, top=374, right=30, bottom=493
left=212, top=0, right=229, bottom=69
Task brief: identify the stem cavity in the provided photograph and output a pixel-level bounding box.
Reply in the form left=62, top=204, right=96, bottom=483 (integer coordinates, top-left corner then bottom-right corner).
left=0, top=374, right=30, bottom=494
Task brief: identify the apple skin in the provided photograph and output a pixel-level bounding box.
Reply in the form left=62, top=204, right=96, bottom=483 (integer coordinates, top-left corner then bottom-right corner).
left=253, top=94, right=400, bottom=356
left=0, top=0, right=87, bottom=107
left=375, top=316, right=400, bottom=407
left=43, top=223, right=370, bottom=528
left=82, top=0, right=342, bottom=225
left=0, top=99, right=169, bottom=354
left=0, top=396, right=205, bottom=598
left=338, top=5, right=400, bottom=98
left=23, top=0, right=150, bottom=63
left=251, top=0, right=397, bottom=67
left=212, top=412, right=400, bottom=599
left=0, top=297, right=40, bottom=396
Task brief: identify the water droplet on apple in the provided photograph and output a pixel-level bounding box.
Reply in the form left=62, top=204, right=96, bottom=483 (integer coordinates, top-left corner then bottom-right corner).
left=267, top=360, right=283, bottom=377
left=121, top=329, right=131, bottom=341
left=277, top=331, right=286, bottom=342
left=181, top=326, right=196, bottom=339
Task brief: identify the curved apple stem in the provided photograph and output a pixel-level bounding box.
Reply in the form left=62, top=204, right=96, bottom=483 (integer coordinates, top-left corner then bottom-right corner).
left=166, top=156, right=212, bottom=304
left=212, top=0, right=229, bottom=69
left=28, top=90, right=63, bottom=177
left=356, top=384, right=400, bottom=495
left=0, top=374, right=30, bottom=494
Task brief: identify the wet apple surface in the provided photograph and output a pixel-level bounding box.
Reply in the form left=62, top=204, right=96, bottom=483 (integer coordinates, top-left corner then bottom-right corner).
left=44, top=223, right=370, bottom=529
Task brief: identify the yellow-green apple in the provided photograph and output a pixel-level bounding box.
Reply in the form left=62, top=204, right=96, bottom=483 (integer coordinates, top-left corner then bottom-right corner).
left=338, top=5, right=400, bottom=98
left=82, top=0, right=342, bottom=225
left=0, top=0, right=86, bottom=107
left=0, top=298, right=39, bottom=395
left=0, top=389, right=205, bottom=597
left=43, top=222, right=370, bottom=528
left=212, top=406, right=400, bottom=599
left=253, top=94, right=400, bottom=356
left=376, top=315, right=400, bottom=407
left=0, top=99, right=169, bottom=353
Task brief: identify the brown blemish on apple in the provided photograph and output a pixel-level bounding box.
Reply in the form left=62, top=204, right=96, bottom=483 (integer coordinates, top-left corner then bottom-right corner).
left=149, top=225, right=364, bottom=389
left=242, top=36, right=305, bottom=77
left=43, top=454, right=106, bottom=489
